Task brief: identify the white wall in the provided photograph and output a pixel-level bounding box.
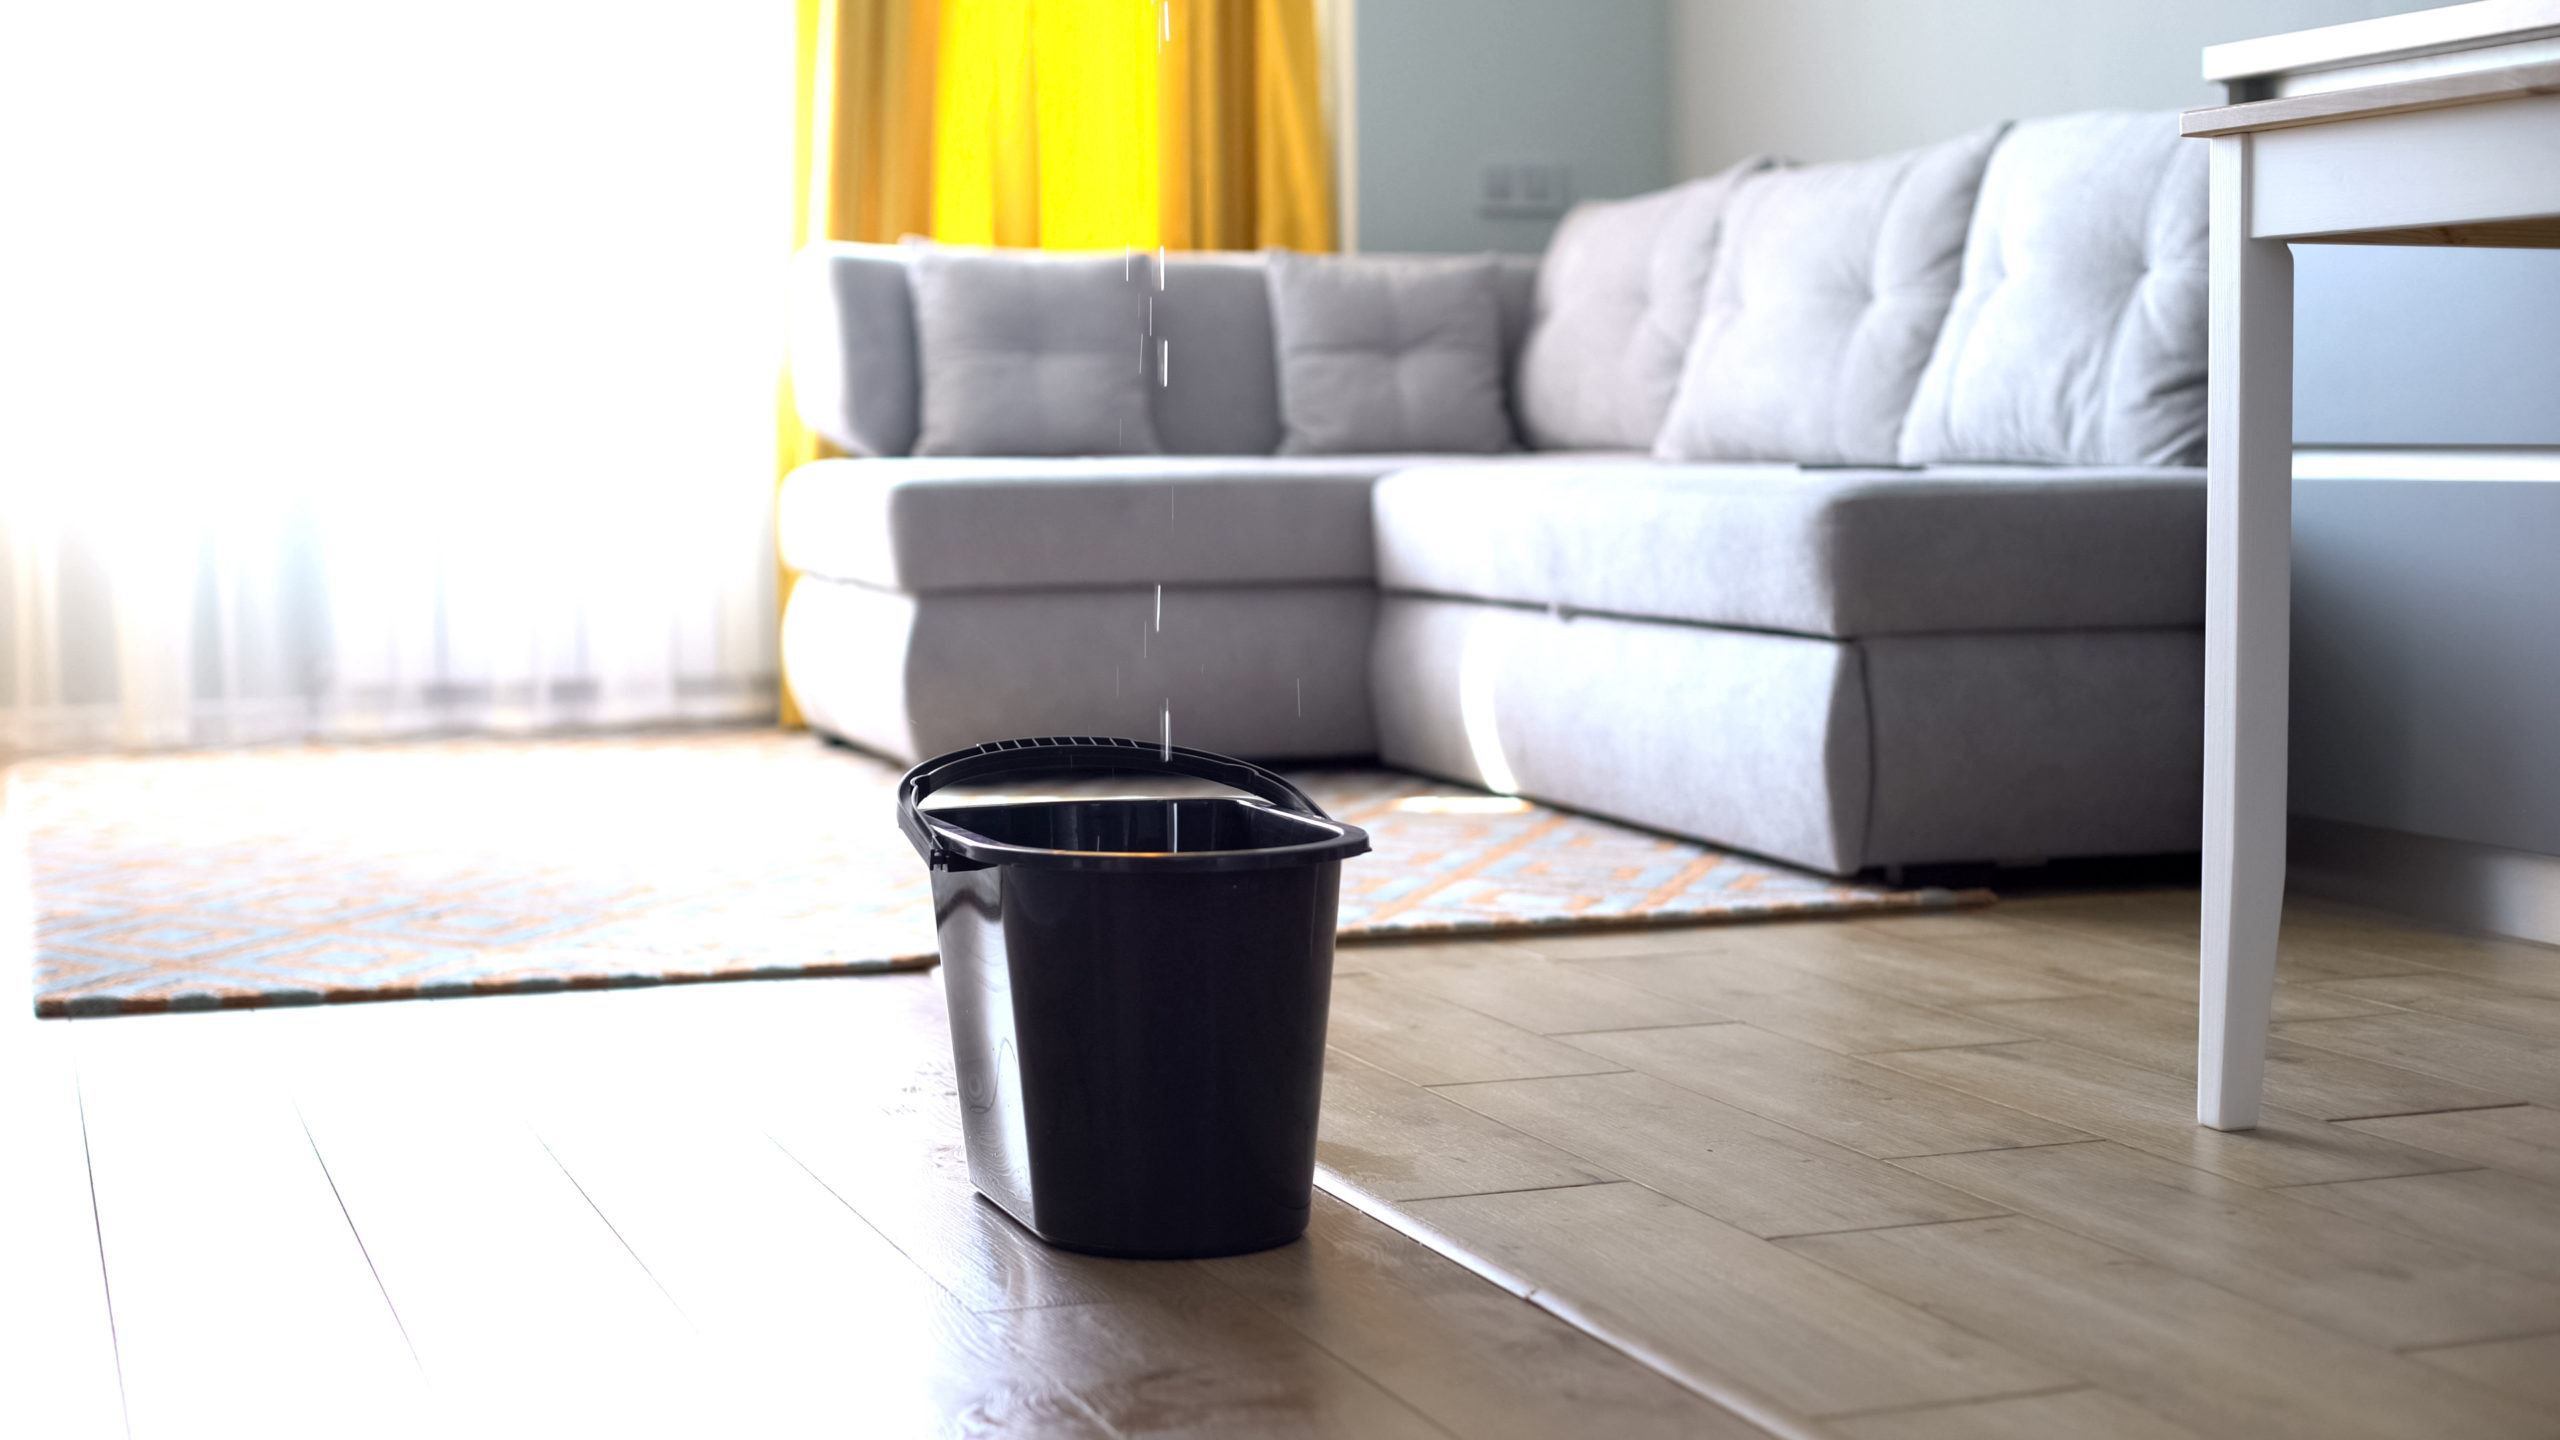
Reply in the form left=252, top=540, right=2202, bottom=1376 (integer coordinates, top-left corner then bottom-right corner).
left=1354, top=0, right=1670, bottom=253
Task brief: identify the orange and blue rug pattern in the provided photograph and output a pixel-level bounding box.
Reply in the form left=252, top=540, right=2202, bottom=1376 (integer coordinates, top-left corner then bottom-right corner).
left=14, top=732, right=1982, bottom=1017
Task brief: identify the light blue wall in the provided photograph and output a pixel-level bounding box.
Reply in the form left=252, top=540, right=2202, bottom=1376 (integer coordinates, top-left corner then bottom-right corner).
left=2293, top=479, right=2560, bottom=856
left=1354, top=0, right=1670, bottom=254
left=2294, top=248, right=2560, bottom=446
left=1661, top=0, right=2560, bottom=449
left=1667, top=0, right=2431, bottom=169
left=1659, top=0, right=2560, bottom=866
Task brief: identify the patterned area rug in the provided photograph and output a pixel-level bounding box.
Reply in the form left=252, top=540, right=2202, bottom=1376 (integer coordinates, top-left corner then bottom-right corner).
left=12, top=731, right=1986, bottom=1017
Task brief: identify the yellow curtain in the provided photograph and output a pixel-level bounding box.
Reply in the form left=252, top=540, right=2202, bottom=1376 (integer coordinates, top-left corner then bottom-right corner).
left=1159, top=0, right=1335, bottom=251
left=782, top=0, right=1332, bottom=723
left=780, top=0, right=941, bottom=725
left=931, top=0, right=1335, bottom=252
left=933, top=2, right=1160, bottom=248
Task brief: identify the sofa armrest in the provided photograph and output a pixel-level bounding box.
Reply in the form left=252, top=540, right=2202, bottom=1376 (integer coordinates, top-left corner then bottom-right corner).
left=788, top=241, right=919, bottom=457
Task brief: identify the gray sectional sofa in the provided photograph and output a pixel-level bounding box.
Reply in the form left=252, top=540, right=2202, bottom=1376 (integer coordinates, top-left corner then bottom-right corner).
left=779, top=110, right=2209, bottom=877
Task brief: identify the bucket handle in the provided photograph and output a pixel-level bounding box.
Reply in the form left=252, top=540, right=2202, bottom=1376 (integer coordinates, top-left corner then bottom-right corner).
left=896, top=736, right=1328, bottom=868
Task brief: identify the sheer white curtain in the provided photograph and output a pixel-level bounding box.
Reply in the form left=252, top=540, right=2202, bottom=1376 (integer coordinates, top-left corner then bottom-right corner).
left=1, top=3, right=792, bottom=755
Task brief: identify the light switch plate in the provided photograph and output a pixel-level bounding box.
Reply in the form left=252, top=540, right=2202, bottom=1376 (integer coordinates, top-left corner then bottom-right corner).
left=1479, top=161, right=1572, bottom=218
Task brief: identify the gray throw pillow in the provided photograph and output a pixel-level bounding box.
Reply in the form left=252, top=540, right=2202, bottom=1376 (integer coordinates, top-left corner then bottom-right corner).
left=1655, top=125, right=2007, bottom=466
left=910, top=248, right=1160, bottom=457
left=1514, top=157, right=1770, bottom=451
left=1899, top=111, right=2207, bottom=467
left=1265, top=251, right=1513, bottom=455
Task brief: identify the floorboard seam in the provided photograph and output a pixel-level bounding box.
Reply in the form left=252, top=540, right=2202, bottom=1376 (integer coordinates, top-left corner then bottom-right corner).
left=1187, top=1255, right=1471, bottom=1440
left=763, top=1132, right=975, bottom=1314
left=2400, top=1327, right=2560, bottom=1356
left=1817, top=1381, right=2091, bottom=1423
left=296, top=1106, right=423, bottom=1371
left=1851, top=1037, right=2050, bottom=1057
left=1312, top=1165, right=1836, bottom=1440
left=1540, top=1020, right=1748, bottom=1038
left=71, top=1069, right=132, bottom=1440
left=2314, top=1101, right=2535, bottom=1124
left=1757, top=1212, right=2024, bottom=1243
left=2264, top=1167, right=2493, bottom=1192
left=1366, top=1178, right=1622, bottom=1204
left=1880, top=1138, right=2109, bottom=1161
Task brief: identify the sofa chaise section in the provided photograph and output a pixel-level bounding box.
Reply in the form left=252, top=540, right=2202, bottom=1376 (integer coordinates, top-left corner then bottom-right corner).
left=1369, top=462, right=2205, bottom=874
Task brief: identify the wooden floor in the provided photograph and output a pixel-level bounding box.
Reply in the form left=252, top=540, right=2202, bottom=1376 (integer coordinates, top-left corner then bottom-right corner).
left=3, top=952, right=1757, bottom=1437
left=1322, top=890, right=2560, bottom=1440
left=10, top=889, right=2560, bottom=1438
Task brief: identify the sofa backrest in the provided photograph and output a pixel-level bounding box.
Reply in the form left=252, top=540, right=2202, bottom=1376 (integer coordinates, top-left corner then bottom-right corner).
left=1514, top=156, right=1770, bottom=451
left=790, top=241, right=919, bottom=458
left=1511, top=108, right=2203, bottom=468
left=791, top=111, right=2205, bottom=469
left=789, top=243, right=1540, bottom=459
left=1898, top=111, right=2208, bottom=466
left=1652, top=124, right=2008, bottom=466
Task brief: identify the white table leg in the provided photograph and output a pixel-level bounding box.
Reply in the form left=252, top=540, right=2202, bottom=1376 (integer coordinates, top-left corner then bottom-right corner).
left=2198, top=134, right=2294, bottom=1131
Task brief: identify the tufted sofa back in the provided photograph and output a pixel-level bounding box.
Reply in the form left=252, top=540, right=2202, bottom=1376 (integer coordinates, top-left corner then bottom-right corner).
left=789, top=243, right=1539, bottom=459
left=787, top=111, right=2205, bottom=469
left=1899, top=111, right=2210, bottom=467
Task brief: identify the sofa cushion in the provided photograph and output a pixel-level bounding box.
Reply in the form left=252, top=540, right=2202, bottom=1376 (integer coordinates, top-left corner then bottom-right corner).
left=1372, top=595, right=2202, bottom=872
left=1515, top=159, right=1768, bottom=451
left=785, top=574, right=1378, bottom=763
left=789, top=245, right=1541, bottom=459
left=1900, top=111, right=2208, bottom=467
left=1373, top=595, right=1872, bottom=872
left=911, top=249, right=1160, bottom=456
left=1267, top=252, right=1514, bottom=455
left=1655, top=125, right=2006, bottom=466
left=1373, top=459, right=2204, bottom=637
left=781, top=455, right=1416, bottom=592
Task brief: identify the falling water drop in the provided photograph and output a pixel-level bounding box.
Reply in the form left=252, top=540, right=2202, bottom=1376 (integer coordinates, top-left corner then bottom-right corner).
left=1161, top=702, right=1171, bottom=761
left=1169, top=799, right=1179, bottom=852
left=1154, top=584, right=1162, bottom=631
left=1159, top=339, right=1169, bottom=388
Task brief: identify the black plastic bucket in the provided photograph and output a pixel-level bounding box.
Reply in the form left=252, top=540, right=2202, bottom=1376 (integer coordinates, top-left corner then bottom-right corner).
left=896, top=736, right=1370, bottom=1258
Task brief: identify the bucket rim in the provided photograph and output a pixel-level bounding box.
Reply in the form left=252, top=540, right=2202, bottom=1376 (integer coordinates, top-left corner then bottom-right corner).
left=897, top=737, right=1371, bottom=873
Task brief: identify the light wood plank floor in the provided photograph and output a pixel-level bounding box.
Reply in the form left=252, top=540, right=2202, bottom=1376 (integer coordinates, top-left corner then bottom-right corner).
left=13, top=888, right=2560, bottom=1438
left=5, top=954, right=1762, bottom=1438
left=1322, top=890, right=2560, bottom=1440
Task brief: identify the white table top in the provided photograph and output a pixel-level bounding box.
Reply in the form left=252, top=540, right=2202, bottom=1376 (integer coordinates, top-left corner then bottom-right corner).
left=2205, top=0, right=2560, bottom=90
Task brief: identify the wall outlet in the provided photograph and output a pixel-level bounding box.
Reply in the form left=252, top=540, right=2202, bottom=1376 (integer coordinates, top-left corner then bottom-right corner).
left=1479, top=161, right=1572, bottom=219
